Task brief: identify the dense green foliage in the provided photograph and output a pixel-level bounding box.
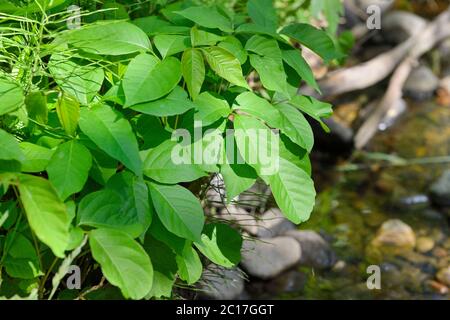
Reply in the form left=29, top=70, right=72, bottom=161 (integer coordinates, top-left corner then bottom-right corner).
left=0, top=0, right=338, bottom=299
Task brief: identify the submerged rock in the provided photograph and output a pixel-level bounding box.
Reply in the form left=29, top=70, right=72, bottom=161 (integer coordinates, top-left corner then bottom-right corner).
left=416, top=237, right=435, bottom=253
left=285, top=230, right=336, bottom=269
left=241, top=237, right=301, bottom=279
left=436, top=266, right=450, bottom=286
left=198, top=265, right=245, bottom=300
left=404, top=66, right=439, bottom=101
left=430, top=170, right=450, bottom=207
left=371, top=219, right=416, bottom=250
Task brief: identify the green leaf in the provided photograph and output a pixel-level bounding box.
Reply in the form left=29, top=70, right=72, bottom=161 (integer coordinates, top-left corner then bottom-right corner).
left=202, top=46, right=249, bottom=89
left=0, top=129, right=25, bottom=163
left=194, top=223, right=242, bottom=268
left=190, top=26, right=224, bottom=47
left=175, top=6, right=232, bottom=32
left=79, top=104, right=142, bottom=176
left=275, top=103, right=314, bottom=152
left=89, top=228, right=153, bottom=300
left=4, top=233, right=42, bottom=279
left=289, top=95, right=333, bottom=132
left=220, top=162, right=257, bottom=201
left=233, top=114, right=279, bottom=177
left=247, top=0, right=277, bottom=31
left=143, top=140, right=207, bottom=184
left=49, top=54, right=104, bottom=105
left=106, top=171, right=152, bottom=237
left=148, top=183, right=204, bottom=242
left=78, top=176, right=151, bottom=239
left=55, top=94, right=80, bottom=136
left=232, top=92, right=282, bottom=128
left=280, top=23, right=339, bottom=62
left=249, top=54, right=287, bottom=94
left=133, top=16, right=190, bottom=36
left=268, top=158, right=316, bottom=224
left=182, top=48, right=205, bottom=100
left=194, top=92, right=230, bottom=126
left=47, top=141, right=92, bottom=201
left=245, top=35, right=282, bottom=60
left=143, top=236, right=177, bottom=298
left=130, top=86, right=195, bottom=117
left=19, top=143, right=54, bottom=173
left=123, top=54, right=182, bottom=107
left=0, top=78, right=24, bottom=116
left=279, top=135, right=311, bottom=175
left=62, top=21, right=151, bottom=56
left=176, top=242, right=202, bottom=284
left=218, top=36, right=247, bottom=64
left=282, top=49, right=320, bottom=93
left=154, top=34, right=190, bottom=58
left=25, top=92, right=48, bottom=125
left=149, top=214, right=186, bottom=255
left=17, top=174, right=70, bottom=258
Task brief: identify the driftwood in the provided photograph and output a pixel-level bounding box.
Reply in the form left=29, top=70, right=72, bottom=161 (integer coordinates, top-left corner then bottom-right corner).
left=355, top=8, right=450, bottom=149
left=300, top=11, right=426, bottom=97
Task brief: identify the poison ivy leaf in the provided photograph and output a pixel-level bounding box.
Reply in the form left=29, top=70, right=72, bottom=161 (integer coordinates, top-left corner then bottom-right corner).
left=19, top=143, right=54, bottom=173
left=62, top=21, right=151, bottom=56
left=235, top=23, right=280, bottom=39
left=102, top=1, right=129, bottom=20
left=49, top=54, right=104, bottom=105
left=148, top=182, right=204, bottom=242
left=175, top=6, right=232, bottom=32
left=4, top=233, right=42, bottom=279
left=194, top=92, right=230, bottom=126
left=89, top=228, right=153, bottom=300
left=154, top=34, right=190, bottom=58
left=17, top=174, right=70, bottom=258
left=123, top=54, right=182, bottom=107
left=55, top=94, right=80, bottom=136
left=78, top=183, right=150, bottom=238
left=136, top=115, right=172, bottom=149
left=275, top=103, right=314, bottom=152
left=143, top=236, right=177, bottom=298
left=218, top=36, right=247, bottom=64
left=149, top=214, right=186, bottom=255
left=289, top=95, right=333, bottom=132
left=182, top=48, right=205, bottom=100
left=106, top=171, right=152, bottom=237
left=132, top=16, right=190, bottom=36
left=0, top=77, right=24, bottom=116
left=233, top=114, right=279, bottom=177
left=190, top=26, right=224, bottom=47
left=66, top=226, right=84, bottom=251
left=220, top=162, right=257, bottom=202
left=130, top=86, right=195, bottom=117
left=88, top=148, right=118, bottom=186
left=202, top=46, right=249, bottom=89
left=247, top=0, right=277, bottom=31
left=249, top=54, right=287, bottom=94
left=279, top=135, right=311, bottom=176
left=232, top=92, right=282, bottom=128
left=194, top=223, right=242, bottom=268
left=25, top=92, right=48, bottom=124
left=143, top=140, right=207, bottom=184
left=245, top=35, right=282, bottom=60
left=47, top=141, right=92, bottom=201
left=267, top=158, right=316, bottom=224
left=0, top=129, right=25, bottom=163
left=282, top=49, right=320, bottom=93
left=176, top=242, right=202, bottom=285
left=79, top=104, right=142, bottom=176
left=280, top=23, right=339, bottom=62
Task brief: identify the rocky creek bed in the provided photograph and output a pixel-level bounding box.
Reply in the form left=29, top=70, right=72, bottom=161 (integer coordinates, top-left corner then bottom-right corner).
left=196, top=101, right=449, bottom=300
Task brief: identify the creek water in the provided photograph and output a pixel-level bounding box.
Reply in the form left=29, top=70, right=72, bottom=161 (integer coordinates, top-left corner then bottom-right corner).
left=248, top=101, right=450, bottom=300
